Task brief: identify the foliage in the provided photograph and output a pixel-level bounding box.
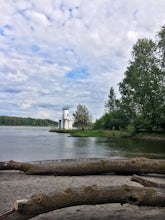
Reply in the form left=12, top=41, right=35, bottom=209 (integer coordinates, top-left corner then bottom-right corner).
left=0, top=116, right=58, bottom=126
left=95, top=111, right=129, bottom=130
left=94, top=114, right=110, bottom=129
left=157, top=25, right=165, bottom=69
left=73, top=104, right=92, bottom=130
left=95, top=25, right=165, bottom=134
left=126, top=125, right=136, bottom=136
left=105, top=87, right=117, bottom=112
left=119, top=38, right=164, bottom=132
left=70, top=129, right=130, bottom=138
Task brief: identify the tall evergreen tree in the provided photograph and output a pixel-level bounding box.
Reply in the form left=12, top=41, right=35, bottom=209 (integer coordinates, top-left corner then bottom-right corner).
left=105, top=87, right=116, bottom=113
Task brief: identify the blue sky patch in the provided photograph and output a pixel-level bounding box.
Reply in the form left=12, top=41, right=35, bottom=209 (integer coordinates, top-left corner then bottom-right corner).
left=17, top=9, right=26, bottom=16
left=0, top=28, right=5, bottom=36
left=31, top=45, right=40, bottom=52
left=4, top=24, right=13, bottom=30
left=0, top=25, right=13, bottom=36
left=44, top=59, right=53, bottom=64
left=66, top=67, right=89, bottom=81
left=3, top=88, right=22, bottom=94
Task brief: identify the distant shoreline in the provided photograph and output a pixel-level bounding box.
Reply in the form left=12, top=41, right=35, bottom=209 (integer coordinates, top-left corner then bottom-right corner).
left=0, top=116, right=58, bottom=127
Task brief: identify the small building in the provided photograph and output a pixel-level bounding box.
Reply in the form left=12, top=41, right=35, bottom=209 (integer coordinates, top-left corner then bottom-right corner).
left=58, top=107, right=73, bottom=130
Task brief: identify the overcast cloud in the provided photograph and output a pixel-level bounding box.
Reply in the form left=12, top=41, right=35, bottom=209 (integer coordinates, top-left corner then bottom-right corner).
left=0, top=0, right=165, bottom=121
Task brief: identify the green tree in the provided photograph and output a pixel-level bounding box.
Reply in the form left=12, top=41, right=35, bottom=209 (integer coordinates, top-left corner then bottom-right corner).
left=157, top=25, right=165, bottom=70
left=105, top=87, right=116, bottom=112
left=0, top=116, right=58, bottom=126
left=94, top=113, right=110, bottom=129
left=157, top=25, right=165, bottom=130
left=73, top=104, right=91, bottom=130
left=94, top=25, right=165, bottom=133
left=119, top=38, right=164, bottom=132
left=94, top=110, right=129, bottom=130
left=105, top=87, right=121, bottom=112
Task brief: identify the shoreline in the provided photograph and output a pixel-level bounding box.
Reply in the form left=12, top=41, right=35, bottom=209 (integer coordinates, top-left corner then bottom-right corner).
left=0, top=170, right=165, bottom=220
left=50, top=128, right=165, bottom=141
left=133, top=135, right=165, bottom=141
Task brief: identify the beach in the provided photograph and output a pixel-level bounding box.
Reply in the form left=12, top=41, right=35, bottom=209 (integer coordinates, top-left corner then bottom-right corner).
left=0, top=170, right=165, bottom=220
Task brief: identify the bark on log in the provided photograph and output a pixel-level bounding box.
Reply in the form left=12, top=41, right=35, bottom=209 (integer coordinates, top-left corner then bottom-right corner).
left=131, top=174, right=165, bottom=188
left=0, top=184, right=165, bottom=220
left=0, top=158, right=165, bottom=175
left=0, top=160, right=27, bottom=171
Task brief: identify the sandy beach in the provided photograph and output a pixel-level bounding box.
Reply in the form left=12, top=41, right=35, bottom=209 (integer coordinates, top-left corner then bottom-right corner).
left=0, top=170, right=165, bottom=220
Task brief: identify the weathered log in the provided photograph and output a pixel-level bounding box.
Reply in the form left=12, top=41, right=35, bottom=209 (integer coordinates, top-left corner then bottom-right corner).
left=0, top=158, right=165, bottom=175
left=15, top=158, right=165, bottom=175
left=0, top=160, right=27, bottom=171
left=0, top=184, right=165, bottom=220
left=0, top=209, right=15, bottom=220
left=131, top=174, right=165, bottom=188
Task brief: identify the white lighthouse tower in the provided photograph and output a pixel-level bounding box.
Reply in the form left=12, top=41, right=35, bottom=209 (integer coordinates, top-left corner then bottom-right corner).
left=58, top=107, right=73, bottom=130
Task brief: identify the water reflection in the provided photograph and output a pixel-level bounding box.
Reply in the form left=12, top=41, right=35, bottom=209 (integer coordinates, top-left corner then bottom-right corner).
left=0, top=126, right=164, bottom=162
left=94, top=137, right=165, bottom=158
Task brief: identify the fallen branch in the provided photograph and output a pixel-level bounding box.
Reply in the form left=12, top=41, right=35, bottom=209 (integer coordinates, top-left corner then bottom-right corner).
left=0, top=184, right=165, bottom=220
left=0, top=158, right=165, bottom=175
left=131, top=174, right=165, bottom=188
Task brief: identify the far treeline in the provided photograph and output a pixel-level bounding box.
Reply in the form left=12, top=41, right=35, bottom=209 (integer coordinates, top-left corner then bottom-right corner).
left=0, top=116, right=58, bottom=126
left=95, top=25, right=165, bottom=134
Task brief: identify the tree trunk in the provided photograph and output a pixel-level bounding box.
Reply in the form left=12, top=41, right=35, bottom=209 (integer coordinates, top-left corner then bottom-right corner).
left=0, top=184, right=165, bottom=220
left=0, top=158, right=165, bottom=175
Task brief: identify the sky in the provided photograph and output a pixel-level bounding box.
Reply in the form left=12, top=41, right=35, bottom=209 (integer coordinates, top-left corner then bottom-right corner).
left=0, top=0, right=165, bottom=122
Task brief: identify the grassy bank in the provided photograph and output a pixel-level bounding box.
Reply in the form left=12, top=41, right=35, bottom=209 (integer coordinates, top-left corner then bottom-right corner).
left=50, top=128, right=165, bottom=140
left=50, top=128, right=131, bottom=138
left=70, top=129, right=131, bottom=137
left=133, top=133, right=165, bottom=141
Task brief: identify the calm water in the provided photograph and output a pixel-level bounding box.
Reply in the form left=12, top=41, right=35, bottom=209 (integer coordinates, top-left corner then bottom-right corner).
left=0, top=126, right=164, bottom=162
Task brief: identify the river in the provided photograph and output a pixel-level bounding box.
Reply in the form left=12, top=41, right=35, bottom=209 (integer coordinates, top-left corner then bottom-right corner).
left=0, top=126, right=164, bottom=162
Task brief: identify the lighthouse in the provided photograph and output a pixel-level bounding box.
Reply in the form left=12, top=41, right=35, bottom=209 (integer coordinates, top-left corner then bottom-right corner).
left=58, top=107, right=73, bottom=130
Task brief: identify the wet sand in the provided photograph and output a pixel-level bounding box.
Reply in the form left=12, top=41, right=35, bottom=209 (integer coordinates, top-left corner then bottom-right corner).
left=0, top=170, right=165, bottom=220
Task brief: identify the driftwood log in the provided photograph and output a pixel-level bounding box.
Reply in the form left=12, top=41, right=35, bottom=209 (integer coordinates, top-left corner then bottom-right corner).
left=0, top=182, right=165, bottom=220
left=0, top=163, right=165, bottom=220
left=0, top=158, right=165, bottom=175
left=131, top=174, right=165, bottom=188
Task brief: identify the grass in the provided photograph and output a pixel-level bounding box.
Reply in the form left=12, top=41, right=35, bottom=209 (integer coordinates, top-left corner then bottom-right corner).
left=50, top=128, right=131, bottom=138
left=134, top=132, right=165, bottom=140
left=50, top=128, right=165, bottom=140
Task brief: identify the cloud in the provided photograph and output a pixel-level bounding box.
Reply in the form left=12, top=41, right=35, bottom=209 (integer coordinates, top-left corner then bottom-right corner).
left=0, top=0, right=165, bottom=120
left=36, top=110, right=51, bottom=119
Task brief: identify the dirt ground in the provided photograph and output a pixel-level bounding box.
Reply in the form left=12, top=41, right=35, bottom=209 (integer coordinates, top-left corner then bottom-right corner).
left=0, top=170, right=165, bottom=220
